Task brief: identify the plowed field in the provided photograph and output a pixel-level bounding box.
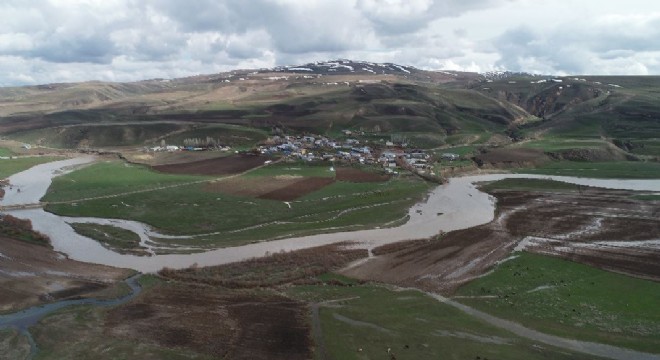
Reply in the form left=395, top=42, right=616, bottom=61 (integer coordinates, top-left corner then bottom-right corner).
left=335, top=167, right=390, bottom=182
left=106, top=284, right=312, bottom=360
left=152, top=154, right=271, bottom=176
left=204, top=175, right=335, bottom=201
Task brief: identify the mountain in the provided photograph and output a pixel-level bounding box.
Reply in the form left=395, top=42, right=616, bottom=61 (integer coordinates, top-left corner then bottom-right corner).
left=0, top=60, right=658, bottom=158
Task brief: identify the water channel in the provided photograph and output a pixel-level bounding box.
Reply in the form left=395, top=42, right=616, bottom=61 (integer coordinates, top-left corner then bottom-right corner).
left=0, top=275, right=142, bottom=359
left=2, top=156, right=659, bottom=273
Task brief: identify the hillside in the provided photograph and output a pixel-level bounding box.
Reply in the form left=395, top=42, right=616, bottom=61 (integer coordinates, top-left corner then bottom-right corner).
left=0, top=60, right=658, bottom=159
left=471, top=74, right=660, bottom=157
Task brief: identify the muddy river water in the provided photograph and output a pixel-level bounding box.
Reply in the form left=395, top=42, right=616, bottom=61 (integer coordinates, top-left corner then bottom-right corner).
left=2, top=157, right=660, bottom=273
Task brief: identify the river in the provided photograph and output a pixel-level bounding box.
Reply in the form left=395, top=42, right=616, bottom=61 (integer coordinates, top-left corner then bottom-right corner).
left=2, top=157, right=659, bottom=273
left=0, top=275, right=142, bottom=359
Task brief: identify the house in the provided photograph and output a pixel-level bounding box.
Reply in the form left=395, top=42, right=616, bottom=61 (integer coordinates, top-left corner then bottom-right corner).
left=441, top=153, right=460, bottom=161
left=409, top=151, right=427, bottom=159
left=380, top=151, right=399, bottom=160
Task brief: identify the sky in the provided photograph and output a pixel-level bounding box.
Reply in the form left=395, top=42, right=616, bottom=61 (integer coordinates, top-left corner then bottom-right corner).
left=2, top=0, right=660, bottom=86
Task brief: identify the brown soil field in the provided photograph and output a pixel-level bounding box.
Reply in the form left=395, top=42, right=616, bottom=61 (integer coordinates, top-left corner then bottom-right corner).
left=103, top=244, right=366, bottom=358
left=106, top=284, right=312, bottom=360
left=474, top=148, right=549, bottom=168
left=335, top=167, right=390, bottom=182
left=203, top=176, right=301, bottom=198
left=342, top=187, right=660, bottom=294
left=152, top=154, right=271, bottom=176
left=124, top=150, right=230, bottom=166
left=258, top=177, right=335, bottom=201
left=0, top=236, right=132, bottom=313
left=204, top=175, right=335, bottom=201
left=160, top=243, right=368, bottom=288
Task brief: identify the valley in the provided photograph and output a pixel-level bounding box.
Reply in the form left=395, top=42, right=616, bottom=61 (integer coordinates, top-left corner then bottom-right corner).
left=0, top=61, right=659, bottom=359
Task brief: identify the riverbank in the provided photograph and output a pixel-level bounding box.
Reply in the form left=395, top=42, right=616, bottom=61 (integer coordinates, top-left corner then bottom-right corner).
left=2, top=157, right=659, bottom=272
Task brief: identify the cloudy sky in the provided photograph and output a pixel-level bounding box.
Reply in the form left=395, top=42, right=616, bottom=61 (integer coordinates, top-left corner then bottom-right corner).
left=2, top=0, right=660, bottom=86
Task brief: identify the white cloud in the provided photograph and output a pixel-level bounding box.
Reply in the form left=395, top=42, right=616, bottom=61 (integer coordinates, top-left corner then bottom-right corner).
left=0, top=0, right=660, bottom=85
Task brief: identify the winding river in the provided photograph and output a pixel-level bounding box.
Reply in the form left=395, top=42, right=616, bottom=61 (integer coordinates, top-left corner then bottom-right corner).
left=2, top=157, right=660, bottom=273
left=2, top=157, right=660, bottom=360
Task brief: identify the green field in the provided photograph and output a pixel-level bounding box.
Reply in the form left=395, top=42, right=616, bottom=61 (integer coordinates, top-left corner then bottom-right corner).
left=624, top=139, right=660, bottom=156
left=516, top=161, right=660, bottom=179
left=288, top=281, right=600, bottom=360
left=0, top=147, right=15, bottom=157
left=42, top=161, right=209, bottom=202
left=632, top=194, right=660, bottom=201
left=0, top=156, right=62, bottom=179
left=433, top=145, right=477, bottom=156
left=44, top=160, right=430, bottom=248
left=456, top=252, right=660, bottom=353
left=47, top=178, right=429, bottom=247
left=516, top=139, right=609, bottom=152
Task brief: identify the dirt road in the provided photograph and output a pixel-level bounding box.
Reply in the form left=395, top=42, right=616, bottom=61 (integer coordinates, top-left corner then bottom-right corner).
left=425, top=290, right=660, bottom=360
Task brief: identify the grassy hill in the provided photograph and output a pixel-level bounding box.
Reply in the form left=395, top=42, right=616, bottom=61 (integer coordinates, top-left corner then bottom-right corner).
left=0, top=62, right=658, bottom=162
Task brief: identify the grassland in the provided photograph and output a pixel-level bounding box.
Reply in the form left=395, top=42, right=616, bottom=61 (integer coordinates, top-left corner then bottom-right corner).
left=47, top=178, right=429, bottom=247
left=15, top=250, right=603, bottom=360
left=516, top=161, right=660, bottom=179
left=632, top=194, right=660, bottom=201
left=44, top=160, right=431, bottom=248
left=288, top=281, right=601, bottom=360
left=0, top=147, right=14, bottom=157
left=42, top=161, right=209, bottom=202
left=70, top=223, right=148, bottom=256
left=516, top=139, right=610, bottom=152
left=456, top=252, right=660, bottom=353
left=0, top=156, right=61, bottom=179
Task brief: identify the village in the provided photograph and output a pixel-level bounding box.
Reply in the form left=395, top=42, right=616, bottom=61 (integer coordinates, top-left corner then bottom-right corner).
left=146, top=130, right=461, bottom=178
left=145, top=130, right=460, bottom=176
